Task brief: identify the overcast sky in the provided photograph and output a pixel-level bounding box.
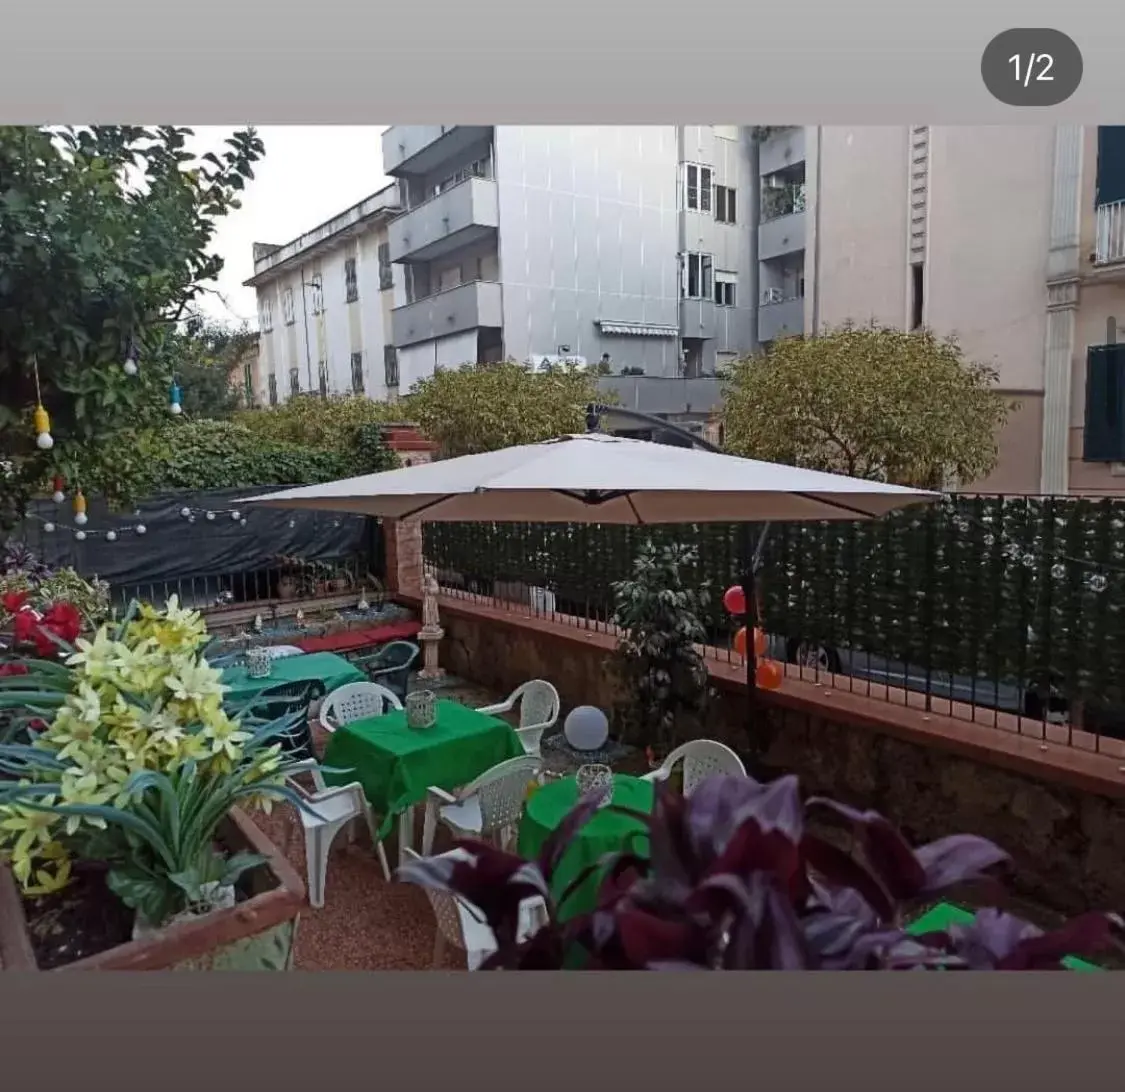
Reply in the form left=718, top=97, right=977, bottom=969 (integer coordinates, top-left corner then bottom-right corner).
left=189, top=126, right=389, bottom=327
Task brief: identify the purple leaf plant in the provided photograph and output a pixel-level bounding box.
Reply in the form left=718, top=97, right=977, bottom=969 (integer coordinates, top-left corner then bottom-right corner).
left=396, top=773, right=1124, bottom=970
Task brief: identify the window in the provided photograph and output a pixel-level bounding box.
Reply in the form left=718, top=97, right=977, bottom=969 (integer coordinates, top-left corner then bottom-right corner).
left=309, top=275, right=324, bottom=314
left=715, top=185, right=737, bottom=224
left=681, top=252, right=713, bottom=300
left=377, top=243, right=394, bottom=291
left=384, top=345, right=399, bottom=388
left=344, top=257, right=358, bottom=303
left=260, top=299, right=273, bottom=333
left=318, top=360, right=329, bottom=398
left=683, top=163, right=713, bottom=213
left=282, top=287, right=295, bottom=326
left=715, top=273, right=737, bottom=308
left=288, top=367, right=300, bottom=396
left=431, top=155, right=492, bottom=198
left=1096, top=126, right=1125, bottom=207
left=242, top=360, right=254, bottom=406
left=910, top=264, right=925, bottom=330
left=350, top=351, right=365, bottom=394
left=1084, top=343, right=1125, bottom=461
left=267, top=373, right=278, bottom=406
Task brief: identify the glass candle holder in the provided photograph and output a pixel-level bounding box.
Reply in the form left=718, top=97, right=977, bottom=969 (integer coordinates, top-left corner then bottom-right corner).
left=575, top=763, right=614, bottom=809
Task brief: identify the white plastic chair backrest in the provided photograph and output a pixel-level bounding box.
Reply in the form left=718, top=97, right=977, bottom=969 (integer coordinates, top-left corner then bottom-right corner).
left=265, top=645, right=304, bottom=660
left=661, top=739, right=746, bottom=797
left=402, top=847, right=468, bottom=951
left=459, top=754, right=541, bottom=833
left=511, top=679, right=560, bottom=731
left=321, top=682, right=402, bottom=729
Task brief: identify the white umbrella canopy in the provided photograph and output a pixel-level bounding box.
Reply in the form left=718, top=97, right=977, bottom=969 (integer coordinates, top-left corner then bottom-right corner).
left=240, top=433, right=939, bottom=524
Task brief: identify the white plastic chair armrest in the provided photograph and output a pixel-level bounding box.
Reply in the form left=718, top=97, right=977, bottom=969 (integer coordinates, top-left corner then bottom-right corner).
left=476, top=700, right=514, bottom=717
left=318, top=708, right=339, bottom=734
left=427, top=785, right=459, bottom=808
left=641, top=766, right=672, bottom=784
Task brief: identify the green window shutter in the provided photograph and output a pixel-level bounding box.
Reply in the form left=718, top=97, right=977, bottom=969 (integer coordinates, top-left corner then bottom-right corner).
left=1083, top=344, right=1125, bottom=461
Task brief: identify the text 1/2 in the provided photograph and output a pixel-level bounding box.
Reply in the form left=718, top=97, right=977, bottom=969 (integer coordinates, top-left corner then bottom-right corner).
left=1009, top=53, right=1054, bottom=87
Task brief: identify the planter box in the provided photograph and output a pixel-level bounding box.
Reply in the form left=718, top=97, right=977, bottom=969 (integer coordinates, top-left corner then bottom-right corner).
left=0, top=808, right=305, bottom=972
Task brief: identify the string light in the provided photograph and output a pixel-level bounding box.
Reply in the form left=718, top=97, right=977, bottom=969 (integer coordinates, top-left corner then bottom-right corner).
left=30, top=357, right=53, bottom=450
left=123, top=340, right=139, bottom=377
left=72, top=490, right=88, bottom=527
left=51, top=475, right=65, bottom=505
left=169, top=381, right=183, bottom=416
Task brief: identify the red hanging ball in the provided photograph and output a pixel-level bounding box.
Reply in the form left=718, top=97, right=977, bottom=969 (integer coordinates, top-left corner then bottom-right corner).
left=722, top=585, right=746, bottom=615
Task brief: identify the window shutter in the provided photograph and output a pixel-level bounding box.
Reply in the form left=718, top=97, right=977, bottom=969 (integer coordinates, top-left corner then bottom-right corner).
left=1096, top=127, right=1125, bottom=207
left=1083, top=344, right=1125, bottom=461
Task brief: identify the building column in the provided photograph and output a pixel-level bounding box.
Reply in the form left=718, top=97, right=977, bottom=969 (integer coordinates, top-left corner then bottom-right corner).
left=1040, top=125, right=1084, bottom=495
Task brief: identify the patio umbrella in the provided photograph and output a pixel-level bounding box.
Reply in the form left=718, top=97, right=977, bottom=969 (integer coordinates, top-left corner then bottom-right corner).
left=240, top=434, right=939, bottom=711
left=239, top=433, right=937, bottom=525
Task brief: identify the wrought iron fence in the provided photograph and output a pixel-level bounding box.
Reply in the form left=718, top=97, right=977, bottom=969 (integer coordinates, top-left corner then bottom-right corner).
left=423, top=494, right=1125, bottom=754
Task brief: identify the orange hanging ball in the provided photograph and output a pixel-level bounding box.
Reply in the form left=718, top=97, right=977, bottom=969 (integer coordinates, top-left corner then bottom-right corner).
left=753, top=627, right=767, bottom=657
left=733, top=627, right=748, bottom=657
left=756, top=660, right=783, bottom=690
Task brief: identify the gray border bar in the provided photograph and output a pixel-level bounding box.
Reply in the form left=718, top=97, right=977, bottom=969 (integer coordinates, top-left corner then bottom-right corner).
left=1, top=2, right=1122, bottom=121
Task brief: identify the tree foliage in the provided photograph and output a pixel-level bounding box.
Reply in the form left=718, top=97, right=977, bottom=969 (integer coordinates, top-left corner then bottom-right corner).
left=0, top=125, right=265, bottom=525
left=721, top=323, right=1013, bottom=487
left=406, top=360, right=609, bottom=458
left=169, top=318, right=258, bottom=420
left=608, top=541, right=713, bottom=755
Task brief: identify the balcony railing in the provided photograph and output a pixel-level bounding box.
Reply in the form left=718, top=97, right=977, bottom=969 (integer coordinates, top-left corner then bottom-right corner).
left=1095, top=200, right=1125, bottom=266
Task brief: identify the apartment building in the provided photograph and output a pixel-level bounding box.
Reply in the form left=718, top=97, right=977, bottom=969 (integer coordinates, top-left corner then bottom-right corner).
left=758, top=124, right=1125, bottom=495
left=245, top=184, right=403, bottom=406
left=380, top=125, right=758, bottom=389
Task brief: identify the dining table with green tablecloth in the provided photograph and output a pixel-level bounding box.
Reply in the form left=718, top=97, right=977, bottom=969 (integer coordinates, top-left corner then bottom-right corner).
left=220, top=651, right=366, bottom=708
left=322, top=698, right=525, bottom=865
left=518, top=772, right=654, bottom=921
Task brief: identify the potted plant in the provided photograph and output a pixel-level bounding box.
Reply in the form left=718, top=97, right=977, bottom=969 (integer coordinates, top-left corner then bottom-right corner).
left=0, top=595, right=318, bottom=971
left=607, top=541, right=714, bottom=762
left=398, top=772, right=1124, bottom=970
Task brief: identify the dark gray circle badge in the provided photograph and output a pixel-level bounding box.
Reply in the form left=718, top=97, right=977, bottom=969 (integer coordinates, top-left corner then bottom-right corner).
left=981, top=29, right=1083, bottom=106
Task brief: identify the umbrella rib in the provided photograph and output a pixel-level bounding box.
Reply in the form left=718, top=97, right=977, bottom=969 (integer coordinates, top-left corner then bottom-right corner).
left=793, top=492, right=884, bottom=519
left=395, top=495, right=455, bottom=520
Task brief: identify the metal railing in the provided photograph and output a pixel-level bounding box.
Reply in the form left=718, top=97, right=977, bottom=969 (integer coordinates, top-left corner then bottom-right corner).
left=1095, top=200, right=1125, bottom=266
left=423, top=495, right=1125, bottom=758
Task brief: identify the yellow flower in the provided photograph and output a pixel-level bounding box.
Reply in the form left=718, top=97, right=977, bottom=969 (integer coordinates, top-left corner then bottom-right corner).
left=58, top=770, right=113, bottom=835
left=68, top=682, right=102, bottom=726
left=0, top=799, right=61, bottom=879
left=164, top=659, right=227, bottom=705
left=65, top=626, right=119, bottom=681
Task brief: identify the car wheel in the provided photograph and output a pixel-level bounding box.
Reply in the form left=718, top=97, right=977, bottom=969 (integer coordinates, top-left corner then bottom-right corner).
left=785, top=639, right=842, bottom=675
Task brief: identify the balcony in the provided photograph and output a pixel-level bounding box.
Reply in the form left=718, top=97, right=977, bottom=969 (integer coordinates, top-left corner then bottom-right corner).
left=391, top=279, right=503, bottom=348
left=758, top=295, right=805, bottom=343
left=382, top=125, right=494, bottom=177
left=679, top=298, right=716, bottom=340
left=1095, top=201, right=1125, bottom=266
left=388, top=177, right=499, bottom=264
left=759, top=185, right=807, bottom=261
left=759, top=127, right=806, bottom=177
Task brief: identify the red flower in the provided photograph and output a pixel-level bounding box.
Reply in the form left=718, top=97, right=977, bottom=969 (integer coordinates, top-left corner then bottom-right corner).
left=0, top=662, right=29, bottom=677
left=11, top=608, right=42, bottom=647
left=41, top=602, right=82, bottom=645
left=1, top=590, right=29, bottom=615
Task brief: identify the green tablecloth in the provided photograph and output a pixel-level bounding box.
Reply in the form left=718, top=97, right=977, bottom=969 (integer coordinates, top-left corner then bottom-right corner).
left=222, top=651, right=365, bottom=706
left=906, top=901, right=1101, bottom=971
left=518, top=773, right=654, bottom=921
left=322, top=699, right=524, bottom=838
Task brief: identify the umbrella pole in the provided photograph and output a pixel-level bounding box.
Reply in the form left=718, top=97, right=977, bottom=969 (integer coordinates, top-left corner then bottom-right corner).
left=739, top=522, right=771, bottom=732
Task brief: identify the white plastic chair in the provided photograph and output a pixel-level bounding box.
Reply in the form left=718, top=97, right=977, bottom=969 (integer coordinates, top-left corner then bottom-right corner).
left=285, top=766, right=390, bottom=905
left=264, top=644, right=304, bottom=660
left=477, top=680, right=560, bottom=757
left=642, top=739, right=747, bottom=797
left=403, top=848, right=548, bottom=970
left=318, top=681, right=403, bottom=734
left=420, top=754, right=542, bottom=857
